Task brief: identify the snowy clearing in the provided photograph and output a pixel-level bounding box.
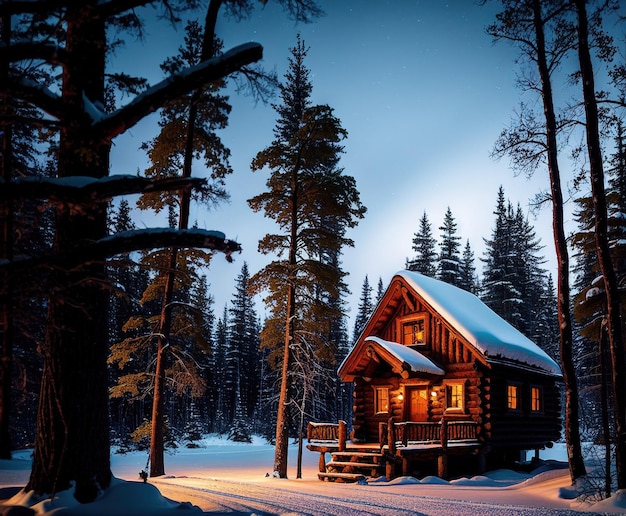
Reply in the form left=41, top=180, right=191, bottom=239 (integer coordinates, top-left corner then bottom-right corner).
left=0, top=438, right=624, bottom=515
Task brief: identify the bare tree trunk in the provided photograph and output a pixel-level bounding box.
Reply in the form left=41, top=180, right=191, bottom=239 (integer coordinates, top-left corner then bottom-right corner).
left=531, top=0, right=586, bottom=482
left=274, top=284, right=294, bottom=478
left=600, top=320, right=612, bottom=498
left=149, top=0, right=222, bottom=476
left=0, top=12, right=13, bottom=460
left=574, top=0, right=626, bottom=489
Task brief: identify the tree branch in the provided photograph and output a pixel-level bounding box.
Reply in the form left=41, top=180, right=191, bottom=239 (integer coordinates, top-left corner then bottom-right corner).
left=2, top=77, right=64, bottom=121
left=93, top=42, right=263, bottom=142
left=1, top=228, right=242, bottom=273
left=0, top=175, right=206, bottom=202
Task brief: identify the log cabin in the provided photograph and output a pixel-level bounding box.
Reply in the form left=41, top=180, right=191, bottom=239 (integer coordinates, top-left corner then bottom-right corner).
left=307, top=270, right=562, bottom=482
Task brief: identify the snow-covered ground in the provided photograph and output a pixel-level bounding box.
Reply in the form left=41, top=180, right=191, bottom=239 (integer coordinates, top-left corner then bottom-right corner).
left=0, top=437, right=624, bottom=515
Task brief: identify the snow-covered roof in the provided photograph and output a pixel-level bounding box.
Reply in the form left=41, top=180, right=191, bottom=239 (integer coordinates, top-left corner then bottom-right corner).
left=365, top=336, right=445, bottom=376
left=398, top=271, right=561, bottom=376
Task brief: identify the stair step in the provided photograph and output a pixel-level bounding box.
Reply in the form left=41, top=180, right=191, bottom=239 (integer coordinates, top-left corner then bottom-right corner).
left=318, top=472, right=366, bottom=483
left=332, top=451, right=382, bottom=459
left=331, top=453, right=382, bottom=464
left=327, top=461, right=381, bottom=469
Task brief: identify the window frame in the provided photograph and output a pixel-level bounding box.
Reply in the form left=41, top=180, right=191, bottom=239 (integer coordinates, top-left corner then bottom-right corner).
left=507, top=382, right=522, bottom=412
left=398, top=315, right=427, bottom=346
left=444, top=381, right=465, bottom=413
left=373, top=386, right=390, bottom=415
left=530, top=385, right=543, bottom=413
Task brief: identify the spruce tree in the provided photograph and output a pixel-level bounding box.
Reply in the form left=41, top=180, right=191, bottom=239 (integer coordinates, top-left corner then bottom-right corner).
left=352, top=275, right=374, bottom=342
left=406, top=212, right=438, bottom=276
left=212, top=306, right=229, bottom=435
left=247, top=35, right=365, bottom=478
left=458, top=240, right=478, bottom=294
left=376, top=277, right=385, bottom=303
left=227, top=262, right=260, bottom=427
left=437, top=207, right=462, bottom=286
left=482, top=188, right=517, bottom=322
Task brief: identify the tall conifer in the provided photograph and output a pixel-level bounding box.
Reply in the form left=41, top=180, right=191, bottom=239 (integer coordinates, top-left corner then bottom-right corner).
left=437, top=207, right=462, bottom=286
left=406, top=212, right=438, bottom=276
left=248, top=36, right=365, bottom=478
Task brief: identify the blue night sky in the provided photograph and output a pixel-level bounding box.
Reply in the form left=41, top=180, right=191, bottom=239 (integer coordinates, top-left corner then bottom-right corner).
left=110, top=1, right=567, bottom=326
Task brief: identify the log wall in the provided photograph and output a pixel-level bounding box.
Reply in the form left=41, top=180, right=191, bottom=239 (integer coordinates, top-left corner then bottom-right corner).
left=349, top=280, right=561, bottom=455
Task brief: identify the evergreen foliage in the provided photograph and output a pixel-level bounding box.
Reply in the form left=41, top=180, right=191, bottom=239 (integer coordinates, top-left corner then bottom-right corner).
left=481, top=187, right=548, bottom=336
left=406, top=212, right=438, bottom=276
left=247, top=35, right=365, bottom=477
left=227, top=262, right=261, bottom=428
left=437, top=207, right=462, bottom=286
left=352, top=275, right=374, bottom=343
left=458, top=240, right=479, bottom=294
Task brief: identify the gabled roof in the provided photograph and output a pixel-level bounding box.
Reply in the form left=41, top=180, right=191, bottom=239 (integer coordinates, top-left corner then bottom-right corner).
left=398, top=271, right=561, bottom=376
left=338, top=336, right=444, bottom=381
left=342, top=271, right=561, bottom=379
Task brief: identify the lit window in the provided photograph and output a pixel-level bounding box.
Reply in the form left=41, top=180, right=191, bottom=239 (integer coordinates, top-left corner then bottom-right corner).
left=531, top=386, right=542, bottom=412
left=508, top=384, right=520, bottom=410
left=375, top=387, right=389, bottom=414
left=446, top=383, right=464, bottom=410
left=402, top=319, right=425, bottom=345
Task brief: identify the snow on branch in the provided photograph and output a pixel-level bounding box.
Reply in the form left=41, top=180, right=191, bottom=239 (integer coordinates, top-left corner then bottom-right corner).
left=93, top=42, right=263, bottom=141
left=4, top=77, right=63, bottom=121
left=0, top=175, right=206, bottom=204
left=1, top=228, right=242, bottom=273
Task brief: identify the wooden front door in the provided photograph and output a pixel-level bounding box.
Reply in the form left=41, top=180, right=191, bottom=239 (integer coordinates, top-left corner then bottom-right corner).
left=407, top=386, right=428, bottom=421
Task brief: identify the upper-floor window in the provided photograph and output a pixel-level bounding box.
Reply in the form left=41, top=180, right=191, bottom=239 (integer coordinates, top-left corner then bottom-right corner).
left=374, top=387, right=389, bottom=414
left=531, top=386, right=542, bottom=412
left=507, top=384, right=520, bottom=410
left=402, top=318, right=425, bottom=345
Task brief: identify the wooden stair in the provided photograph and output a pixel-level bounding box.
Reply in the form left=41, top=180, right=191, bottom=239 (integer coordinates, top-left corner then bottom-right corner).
left=318, top=450, right=384, bottom=483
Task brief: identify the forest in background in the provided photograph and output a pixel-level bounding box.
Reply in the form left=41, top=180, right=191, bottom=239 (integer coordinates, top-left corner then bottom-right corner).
left=2, top=0, right=626, bottom=504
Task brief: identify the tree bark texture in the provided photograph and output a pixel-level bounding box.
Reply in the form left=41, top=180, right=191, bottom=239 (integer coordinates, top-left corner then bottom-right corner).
left=574, top=0, right=626, bottom=489
left=273, top=283, right=295, bottom=478
left=26, top=4, right=112, bottom=501
left=531, top=0, right=586, bottom=482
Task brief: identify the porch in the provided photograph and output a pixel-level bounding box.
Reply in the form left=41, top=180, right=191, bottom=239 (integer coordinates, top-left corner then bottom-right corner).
left=306, top=418, right=483, bottom=482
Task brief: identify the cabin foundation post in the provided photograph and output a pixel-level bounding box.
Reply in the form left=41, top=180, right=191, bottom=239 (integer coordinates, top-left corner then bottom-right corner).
left=338, top=420, right=347, bottom=452
left=318, top=452, right=326, bottom=473
left=385, top=417, right=397, bottom=480
left=438, top=453, right=448, bottom=479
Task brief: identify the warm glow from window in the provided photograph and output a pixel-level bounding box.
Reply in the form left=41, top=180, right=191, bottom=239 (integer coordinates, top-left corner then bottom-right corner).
left=508, top=384, right=519, bottom=410
left=531, top=386, right=542, bottom=411
left=375, top=387, right=389, bottom=414
left=402, top=319, right=425, bottom=345
left=446, top=383, right=463, bottom=409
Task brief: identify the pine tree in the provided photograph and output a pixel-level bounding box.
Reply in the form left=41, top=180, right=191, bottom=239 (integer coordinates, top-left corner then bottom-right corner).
left=247, top=35, right=365, bottom=478
left=352, top=275, right=374, bottom=342
left=437, top=207, right=462, bottom=286
left=212, top=306, right=229, bottom=435
left=482, top=188, right=517, bottom=322
left=406, top=212, right=438, bottom=276
left=482, top=189, right=548, bottom=335
left=458, top=240, right=478, bottom=294
left=227, top=262, right=260, bottom=427
left=376, top=277, right=385, bottom=303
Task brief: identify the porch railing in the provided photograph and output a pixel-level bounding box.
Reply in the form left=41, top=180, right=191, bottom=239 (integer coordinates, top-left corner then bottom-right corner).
left=307, top=420, right=347, bottom=451
left=379, top=418, right=478, bottom=453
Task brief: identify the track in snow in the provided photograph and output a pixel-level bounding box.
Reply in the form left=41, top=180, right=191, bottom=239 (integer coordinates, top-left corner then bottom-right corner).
left=153, top=476, right=583, bottom=516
